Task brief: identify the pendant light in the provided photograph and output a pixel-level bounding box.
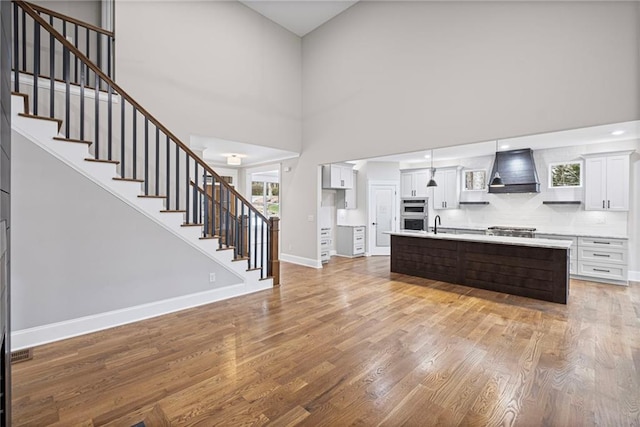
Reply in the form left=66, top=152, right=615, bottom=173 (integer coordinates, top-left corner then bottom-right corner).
left=427, top=149, right=437, bottom=187
left=489, top=140, right=505, bottom=187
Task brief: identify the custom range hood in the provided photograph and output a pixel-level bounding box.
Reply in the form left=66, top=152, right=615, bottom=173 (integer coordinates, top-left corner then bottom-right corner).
left=488, top=148, right=540, bottom=193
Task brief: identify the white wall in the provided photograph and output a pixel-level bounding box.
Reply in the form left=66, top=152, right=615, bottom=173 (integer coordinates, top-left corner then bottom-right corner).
left=30, top=1, right=101, bottom=26
left=11, top=131, right=242, bottom=331
left=115, top=1, right=302, bottom=152
left=285, top=1, right=640, bottom=263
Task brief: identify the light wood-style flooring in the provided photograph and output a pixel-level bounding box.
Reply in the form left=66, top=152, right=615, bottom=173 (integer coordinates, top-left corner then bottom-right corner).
left=12, top=256, right=640, bottom=426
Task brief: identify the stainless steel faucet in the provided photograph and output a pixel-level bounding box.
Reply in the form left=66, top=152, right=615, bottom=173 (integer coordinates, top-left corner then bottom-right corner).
left=434, top=215, right=441, bottom=234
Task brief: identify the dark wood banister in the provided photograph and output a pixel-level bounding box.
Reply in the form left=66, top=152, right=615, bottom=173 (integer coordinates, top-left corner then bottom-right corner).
left=15, top=0, right=270, bottom=225
left=24, top=1, right=114, bottom=37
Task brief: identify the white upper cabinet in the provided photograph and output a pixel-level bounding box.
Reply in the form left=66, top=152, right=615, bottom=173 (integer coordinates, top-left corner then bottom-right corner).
left=400, top=169, right=430, bottom=198
left=584, top=152, right=632, bottom=211
left=337, top=171, right=357, bottom=209
left=433, top=167, right=460, bottom=210
left=322, top=163, right=354, bottom=189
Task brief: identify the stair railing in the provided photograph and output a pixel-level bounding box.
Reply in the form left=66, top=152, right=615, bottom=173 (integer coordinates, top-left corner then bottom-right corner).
left=12, top=0, right=279, bottom=284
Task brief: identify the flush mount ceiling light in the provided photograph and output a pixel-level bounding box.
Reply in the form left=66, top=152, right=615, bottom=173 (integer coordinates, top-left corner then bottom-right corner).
left=427, top=149, right=438, bottom=187
left=490, top=140, right=505, bottom=187
left=611, top=130, right=625, bottom=136
left=226, top=154, right=242, bottom=166
left=500, top=144, right=510, bottom=149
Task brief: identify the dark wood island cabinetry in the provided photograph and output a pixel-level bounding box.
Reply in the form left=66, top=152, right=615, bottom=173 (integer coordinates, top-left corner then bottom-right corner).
left=390, top=232, right=570, bottom=304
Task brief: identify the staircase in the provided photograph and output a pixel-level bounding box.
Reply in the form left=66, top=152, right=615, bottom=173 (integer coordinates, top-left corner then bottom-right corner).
left=11, top=1, right=279, bottom=347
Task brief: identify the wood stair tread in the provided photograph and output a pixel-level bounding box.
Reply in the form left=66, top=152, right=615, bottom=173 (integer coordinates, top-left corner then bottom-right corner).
left=160, top=210, right=186, bottom=213
left=199, top=235, right=220, bottom=240
left=232, top=257, right=250, bottom=262
left=53, top=137, right=92, bottom=145
left=181, top=223, right=204, bottom=227
left=138, top=195, right=166, bottom=199
left=85, top=158, right=119, bottom=164
left=113, top=177, right=144, bottom=183
left=216, top=247, right=235, bottom=251
left=18, top=113, right=62, bottom=131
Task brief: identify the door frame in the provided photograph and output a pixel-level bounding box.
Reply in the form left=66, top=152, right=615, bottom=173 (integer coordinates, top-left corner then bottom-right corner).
left=367, top=180, right=399, bottom=256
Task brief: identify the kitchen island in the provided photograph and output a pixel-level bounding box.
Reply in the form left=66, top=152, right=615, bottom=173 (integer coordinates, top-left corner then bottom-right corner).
left=389, top=231, right=572, bottom=304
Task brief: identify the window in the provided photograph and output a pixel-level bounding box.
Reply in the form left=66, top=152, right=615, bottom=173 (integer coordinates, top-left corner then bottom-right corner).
left=463, top=170, right=487, bottom=191
left=251, top=173, right=279, bottom=216
left=549, top=161, right=582, bottom=188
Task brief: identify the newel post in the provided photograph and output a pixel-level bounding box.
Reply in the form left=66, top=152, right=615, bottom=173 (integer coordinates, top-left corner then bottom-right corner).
left=269, top=217, right=280, bottom=286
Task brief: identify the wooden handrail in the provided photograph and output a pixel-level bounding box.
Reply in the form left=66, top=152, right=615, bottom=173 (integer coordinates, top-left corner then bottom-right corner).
left=15, top=0, right=270, bottom=224
left=24, top=1, right=114, bottom=37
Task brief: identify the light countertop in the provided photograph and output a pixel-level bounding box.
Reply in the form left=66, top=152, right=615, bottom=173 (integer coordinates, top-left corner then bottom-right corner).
left=388, top=230, right=573, bottom=250
left=425, top=225, right=628, bottom=240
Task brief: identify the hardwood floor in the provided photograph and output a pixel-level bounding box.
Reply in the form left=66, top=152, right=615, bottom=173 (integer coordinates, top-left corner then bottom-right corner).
left=12, top=256, right=640, bottom=426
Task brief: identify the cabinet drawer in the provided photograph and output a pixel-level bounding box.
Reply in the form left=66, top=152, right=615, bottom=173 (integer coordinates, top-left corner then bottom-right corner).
left=578, top=248, right=627, bottom=265
left=320, top=238, right=331, bottom=248
left=353, top=226, right=365, bottom=234
left=320, top=231, right=331, bottom=238
left=354, top=234, right=365, bottom=244
left=578, top=261, right=627, bottom=281
left=578, top=237, right=627, bottom=249
left=353, top=244, right=365, bottom=254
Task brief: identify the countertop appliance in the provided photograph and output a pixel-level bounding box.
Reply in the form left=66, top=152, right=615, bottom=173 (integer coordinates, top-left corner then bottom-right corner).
left=487, top=226, right=536, bottom=238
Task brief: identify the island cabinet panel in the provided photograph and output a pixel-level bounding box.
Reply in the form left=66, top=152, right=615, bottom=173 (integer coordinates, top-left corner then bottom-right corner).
left=391, top=236, right=457, bottom=282
left=459, top=242, right=568, bottom=304
left=391, top=236, right=569, bottom=304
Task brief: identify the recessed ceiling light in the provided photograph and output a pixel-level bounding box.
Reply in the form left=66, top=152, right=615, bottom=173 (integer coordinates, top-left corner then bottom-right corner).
left=500, top=144, right=510, bottom=149
left=611, top=130, right=625, bottom=136
left=424, top=154, right=431, bottom=159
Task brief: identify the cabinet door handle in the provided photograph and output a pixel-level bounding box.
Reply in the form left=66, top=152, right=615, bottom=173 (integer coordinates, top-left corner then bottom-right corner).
left=593, top=268, right=610, bottom=273
left=593, top=241, right=610, bottom=245
left=593, top=253, right=610, bottom=257
left=608, top=200, right=610, bottom=209
left=603, top=200, right=605, bottom=209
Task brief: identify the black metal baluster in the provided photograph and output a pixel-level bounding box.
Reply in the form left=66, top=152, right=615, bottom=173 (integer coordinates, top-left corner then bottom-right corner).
left=204, top=179, right=209, bottom=236
left=144, top=118, right=149, bottom=194
left=193, top=164, right=198, bottom=224
left=96, top=31, right=101, bottom=89
left=64, top=47, right=70, bottom=138
left=132, top=107, right=137, bottom=179
left=21, top=10, right=26, bottom=71
left=241, top=204, right=246, bottom=265
left=80, top=64, right=85, bottom=139
left=85, top=27, right=90, bottom=82
left=175, top=145, right=179, bottom=210
left=107, top=35, right=112, bottom=80
left=225, top=187, right=231, bottom=250
left=185, top=154, right=190, bottom=223
left=13, top=4, right=18, bottom=92
left=165, top=135, right=170, bottom=209
left=33, top=20, right=40, bottom=115
left=107, top=84, right=112, bottom=159
left=120, top=98, right=125, bottom=177
left=49, top=15, right=54, bottom=117
left=259, top=220, right=264, bottom=277
left=266, top=222, right=271, bottom=277
left=211, top=176, right=217, bottom=243
left=248, top=207, right=252, bottom=267
left=94, top=75, right=100, bottom=157
left=74, top=24, right=78, bottom=83
left=155, top=128, right=160, bottom=196
left=253, top=215, right=259, bottom=268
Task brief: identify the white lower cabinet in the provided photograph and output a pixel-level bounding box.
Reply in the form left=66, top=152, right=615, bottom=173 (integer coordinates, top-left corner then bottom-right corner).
left=336, top=226, right=366, bottom=257
left=577, top=237, right=628, bottom=284
left=320, top=227, right=331, bottom=263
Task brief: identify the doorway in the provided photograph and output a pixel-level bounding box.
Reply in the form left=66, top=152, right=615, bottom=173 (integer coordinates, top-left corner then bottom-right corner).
left=248, top=170, right=280, bottom=217
left=368, top=182, right=398, bottom=256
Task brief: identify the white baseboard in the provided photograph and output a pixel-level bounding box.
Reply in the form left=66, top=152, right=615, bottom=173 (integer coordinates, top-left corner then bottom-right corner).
left=11, top=283, right=271, bottom=350
left=280, top=253, right=322, bottom=269
left=629, top=270, right=640, bottom=282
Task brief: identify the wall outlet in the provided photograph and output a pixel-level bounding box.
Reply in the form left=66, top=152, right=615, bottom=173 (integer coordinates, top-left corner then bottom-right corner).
left=209, top=273, right=216, bottom=283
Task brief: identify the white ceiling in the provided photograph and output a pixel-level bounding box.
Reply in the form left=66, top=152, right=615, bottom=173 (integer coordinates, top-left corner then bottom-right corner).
left=359, top=120, right=640, bottom=165
left=239, top=0, right=358, bottom=37
left=190, top=135, right=299, bottom=168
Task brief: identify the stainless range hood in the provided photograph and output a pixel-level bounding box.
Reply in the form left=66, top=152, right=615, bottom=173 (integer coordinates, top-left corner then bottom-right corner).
left=488, top=148, right=540, bottom=193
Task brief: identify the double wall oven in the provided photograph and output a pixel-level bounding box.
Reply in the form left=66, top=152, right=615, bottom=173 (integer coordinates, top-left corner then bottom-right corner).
left=401, top=198, right=428, bottom=231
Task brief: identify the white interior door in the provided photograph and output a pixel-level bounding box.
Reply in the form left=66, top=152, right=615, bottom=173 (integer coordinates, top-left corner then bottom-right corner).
left=368, top=183, right=397, bottom=256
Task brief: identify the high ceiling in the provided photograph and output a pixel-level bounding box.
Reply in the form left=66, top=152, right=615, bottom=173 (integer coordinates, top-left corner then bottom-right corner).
left=239, top=0, right=359, bottom=37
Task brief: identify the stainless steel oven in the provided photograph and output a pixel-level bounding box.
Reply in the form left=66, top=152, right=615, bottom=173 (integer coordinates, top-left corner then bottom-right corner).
left=401, top=198, right=428, bottom=216
left=402, top=216, right=427, bottom=231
